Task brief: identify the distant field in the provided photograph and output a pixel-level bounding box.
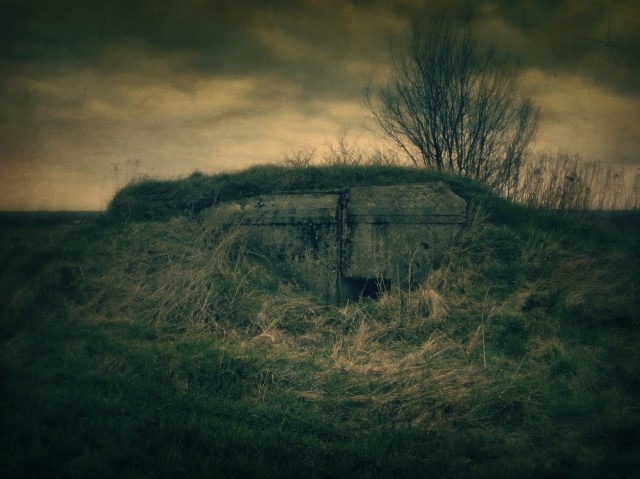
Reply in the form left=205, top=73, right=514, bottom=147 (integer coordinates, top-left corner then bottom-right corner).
left=0, top=212, right=102, bottom=252
left=0, top=211, right=102, bottom=226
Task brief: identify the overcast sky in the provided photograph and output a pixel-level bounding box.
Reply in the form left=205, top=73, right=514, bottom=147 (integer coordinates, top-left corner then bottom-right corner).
left=1, top=0, right=639, bottom=210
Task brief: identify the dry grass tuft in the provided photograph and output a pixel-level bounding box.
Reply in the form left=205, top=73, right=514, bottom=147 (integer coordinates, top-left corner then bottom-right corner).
left=554, top=250, right=633, bottom=308
left=514, top=152, right=639, bottom=212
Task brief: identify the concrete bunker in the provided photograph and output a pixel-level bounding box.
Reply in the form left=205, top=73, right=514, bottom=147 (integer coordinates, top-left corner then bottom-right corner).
left=211, top=183, right=467, bottom=305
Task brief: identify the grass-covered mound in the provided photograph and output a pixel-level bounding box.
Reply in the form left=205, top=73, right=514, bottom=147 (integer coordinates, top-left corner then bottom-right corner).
left=2, top=165, right=639, bottom=478
left=107, top=164, right=506, bottom=221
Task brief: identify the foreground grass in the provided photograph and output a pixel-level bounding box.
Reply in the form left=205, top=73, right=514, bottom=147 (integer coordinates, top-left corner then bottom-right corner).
left=1, top=168, right=639, bottom=478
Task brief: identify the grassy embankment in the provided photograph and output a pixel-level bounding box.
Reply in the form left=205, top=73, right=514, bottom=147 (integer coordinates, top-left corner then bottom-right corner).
left=1, top=164, right=639, bottom=478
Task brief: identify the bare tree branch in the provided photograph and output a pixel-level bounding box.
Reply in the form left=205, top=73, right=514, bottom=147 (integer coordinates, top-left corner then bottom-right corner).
left=367, top=20, right=539, bottom=196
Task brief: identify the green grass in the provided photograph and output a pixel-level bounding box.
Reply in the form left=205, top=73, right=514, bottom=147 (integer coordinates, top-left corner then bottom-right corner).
left=1, top=165, right=639, bottom=478
left=106, top=164, right=501, bottom=221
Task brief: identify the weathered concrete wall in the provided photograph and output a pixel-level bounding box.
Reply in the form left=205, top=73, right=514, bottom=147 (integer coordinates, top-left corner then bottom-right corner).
left=215, top=192, right=341, bottom=305
left=342, top=184, right=467, bottom=297
left=212, top=183, right=467, bottom=305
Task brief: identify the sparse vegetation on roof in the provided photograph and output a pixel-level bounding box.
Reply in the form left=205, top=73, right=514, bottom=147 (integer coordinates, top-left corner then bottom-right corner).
left=107, top=163, right=508, bottom=221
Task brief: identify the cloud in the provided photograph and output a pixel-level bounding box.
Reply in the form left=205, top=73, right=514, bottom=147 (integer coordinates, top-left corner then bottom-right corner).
left=0, top=36, right=377, bottom=210
left=475, top=0, right=640, bottom=95
left=0, top=0, right=638, bottom=210
left=525, top=68, right=640, bottom=164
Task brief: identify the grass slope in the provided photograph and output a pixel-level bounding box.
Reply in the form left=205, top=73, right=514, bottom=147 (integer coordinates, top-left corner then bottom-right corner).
left=107, top=164, right=500, bottom=221
left=2, top=165, right=639, bottom=478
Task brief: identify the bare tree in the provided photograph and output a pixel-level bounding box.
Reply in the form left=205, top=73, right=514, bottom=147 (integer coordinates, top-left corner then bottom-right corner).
left=367, top=20, right=539, bottom=196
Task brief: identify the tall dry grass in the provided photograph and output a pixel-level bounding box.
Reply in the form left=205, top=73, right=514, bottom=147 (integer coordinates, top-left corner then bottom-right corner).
left=83, top=212, right=277, bottom=336
left=513, top=152, right=639, bottom=212
left=281, top=138, right=639, bottom=213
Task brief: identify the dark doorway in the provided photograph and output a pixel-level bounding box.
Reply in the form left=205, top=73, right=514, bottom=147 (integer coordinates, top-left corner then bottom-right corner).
left=345, top=277, right=391, bottom=300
